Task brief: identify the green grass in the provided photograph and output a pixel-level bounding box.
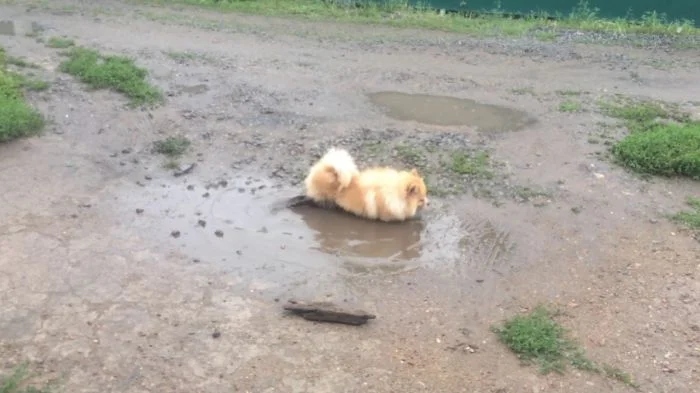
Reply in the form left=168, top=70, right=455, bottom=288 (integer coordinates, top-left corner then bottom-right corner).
left=142, top=0, right=700, bottom=39
left=153, top=135, right=191, bottom=157
left=599, top=98, right=687, bottom=132
left=672, top=197, right=700, bottom=230
left=0, top=365, right=53, bottom=393
left=449, top=151, right=493, bottom=178
left=59, top=47, right=163, bottom=107
left=611, top=122, right=700, bottom=179
left=600, top=97, right=699, bottom=180
left=46, top=37, right=75, bottom=49
left=559, top=100, right=583, bottom=113
left=5, top=56, right=39, bottom=69
left=0, top=48, right=44, bottom=143
left=493, top=306, right=637, bottom=388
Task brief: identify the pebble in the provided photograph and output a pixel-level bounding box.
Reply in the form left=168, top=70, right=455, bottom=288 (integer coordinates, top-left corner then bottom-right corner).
left=171, top=230, right=181, bottom=238
left=214, top=230, right=224, bottom=238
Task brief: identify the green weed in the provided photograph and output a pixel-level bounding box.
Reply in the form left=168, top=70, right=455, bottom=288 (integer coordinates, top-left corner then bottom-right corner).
left=449, top=151, right=493, bottom=178
left=59, top=47, right=163, bottom=106
left=599, top=99, right=685, bottom=132
left=493, top=306, right=637, bottom=387
left=163, top=50, right=197, bottom=62
left=153, top=136, right=191, bottom=157
left=0, top=364, right=53, bottom=393
left=611, top=122, right=700, bottom=179
left=394, top=144, right=427, bottom=168
left=559, top=100, right=583, bottom=113
left=0, top=48, right=44, bottom=143
left=671, top=197, right=700, bottom=230
left=46, top=37, right=75, bottom=49
left=5, top=56, right=39, bottom=69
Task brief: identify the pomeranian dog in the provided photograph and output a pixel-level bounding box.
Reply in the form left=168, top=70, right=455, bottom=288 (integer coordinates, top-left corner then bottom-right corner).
left=304, top=147, right=429, bottom=222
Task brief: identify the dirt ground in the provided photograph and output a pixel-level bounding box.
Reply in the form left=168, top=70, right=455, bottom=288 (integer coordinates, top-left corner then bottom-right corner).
left=1, top=1, right=699, bottom=392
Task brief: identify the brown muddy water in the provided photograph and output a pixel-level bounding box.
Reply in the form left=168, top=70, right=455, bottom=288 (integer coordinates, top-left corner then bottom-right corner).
left=110, top=175, right=516, bottom=297
left=368, top=91, right=537, bottom=132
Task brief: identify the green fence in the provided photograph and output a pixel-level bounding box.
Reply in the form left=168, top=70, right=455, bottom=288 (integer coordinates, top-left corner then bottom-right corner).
left=413, top=0, right=699, bottom=27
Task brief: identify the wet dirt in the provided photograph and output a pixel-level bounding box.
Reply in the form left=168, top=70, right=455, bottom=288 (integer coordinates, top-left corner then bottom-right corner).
left=368, top=91, right=537, bottom=132
left=1, top=1, right=699, bottom=392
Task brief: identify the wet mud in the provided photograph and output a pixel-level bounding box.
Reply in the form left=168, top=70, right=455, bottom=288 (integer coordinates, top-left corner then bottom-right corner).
left=0, top=1, right=699, bottom=392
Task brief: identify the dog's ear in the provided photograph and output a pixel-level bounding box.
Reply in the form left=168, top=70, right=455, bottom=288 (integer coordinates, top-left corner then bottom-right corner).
left=410, top=168, right=419, bottom=176
left=407, top=184, right=417, bottom=195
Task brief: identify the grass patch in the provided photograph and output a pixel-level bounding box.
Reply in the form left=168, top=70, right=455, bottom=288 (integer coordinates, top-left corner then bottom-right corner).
left=493, top=306, right=637, bottom=388
left=59, top=47, right=163, bottom=107
left=0, top=364, right=54, bottom=393
left=449, top=151, right=493, bottom=178
left=144, top=0, right=700, bottom=39
left=164, top=50, right=197, bottom=62
left=558, top=100, right=583, bottom=113
left=611, top=122, right=700, bottom=179
left=153, top=136, right=191, bottom=157
left=394, top=143, right=427, bottom=169
left=599, top=98, right=687, bottom=132
left=46, top=37, right=75, bottom=49
left=671, top=197, right=700, bottom=230
left=0, top=48, right=44, bottom=143
left=5, top=56, right=39, bottom=69
left=19, top=79, right=50, bottom=92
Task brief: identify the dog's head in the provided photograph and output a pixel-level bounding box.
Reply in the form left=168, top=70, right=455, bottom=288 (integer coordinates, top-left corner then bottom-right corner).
left=404, top=168, right=429, bottom=212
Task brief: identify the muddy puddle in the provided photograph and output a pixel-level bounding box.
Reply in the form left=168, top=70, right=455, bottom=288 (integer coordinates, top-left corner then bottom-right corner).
left=368, top=91, right=536, bottom=132
left=111, top=175, right=516, bottom=296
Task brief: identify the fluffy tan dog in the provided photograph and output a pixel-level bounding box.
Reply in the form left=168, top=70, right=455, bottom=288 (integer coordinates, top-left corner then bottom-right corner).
left=304, top=147, right=429, bottom=222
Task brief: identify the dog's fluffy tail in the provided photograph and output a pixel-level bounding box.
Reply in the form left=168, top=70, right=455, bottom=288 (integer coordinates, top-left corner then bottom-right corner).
left=304, top=147, right=358, bottom=202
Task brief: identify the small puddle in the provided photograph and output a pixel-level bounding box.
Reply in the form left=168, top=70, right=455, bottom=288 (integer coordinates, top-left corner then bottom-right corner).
left=368, top=91, right=536, bottom=132
left=111, top=175, right=515, bottom=294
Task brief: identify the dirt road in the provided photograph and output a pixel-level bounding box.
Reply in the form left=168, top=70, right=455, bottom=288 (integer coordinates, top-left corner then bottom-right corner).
left=1, top=1, right=698, bottom=392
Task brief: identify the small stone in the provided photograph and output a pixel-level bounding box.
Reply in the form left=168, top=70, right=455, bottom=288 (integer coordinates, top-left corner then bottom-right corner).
left=171, top=230, right=181, bottom=238
left=136, top=208, right=144, bottom=214
left=212, top=331, right=221, bottom=339
left=197, top=220, right=206, bottom=228
left=193, top=258, right=200, bottom=263
left=187, top=184, right=195, bottom=191
left=144, top=175, right=152, bottom=181
left=121, top=148, right=132, bottom=154
left=214, top=230, right=224, bottom=238
left=202, top=192, right=210, bottom=198
left=218, top=180, right=228, bottom=187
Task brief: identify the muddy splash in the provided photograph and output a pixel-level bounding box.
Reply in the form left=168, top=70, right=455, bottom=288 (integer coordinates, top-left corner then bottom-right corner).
left=368, top=91, right=536, bottom=132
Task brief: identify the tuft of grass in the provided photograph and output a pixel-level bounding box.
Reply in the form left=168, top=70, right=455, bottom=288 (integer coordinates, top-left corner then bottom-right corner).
left=449, top=151, right=493, bottom=178
left=0, top=48, right=44, bottom=143
left=559, top=100, right=583, bottom=113
left=146, top=0, right=700, bottom=40
left=671, top=197, right=700, bottom=230
left=153, top=136, right=191, bottom=157
left=611, top=122, right=700, bottom=179
left=19, top=79, right=50, bottom=92
left=493, top=306, right=638, bottom=388
left=599, top=98, right=688, bottom=132
left=0, top=364, right=53, bottom=393
left=46, top=37, right=75, bottom=49
left=59, top=47, right=163, bottom=107
left=163, top=158, right=181, bottom=170
left=164, top=50, right=197, bottom=62
left=394, top=144, right=427, bottom=168
left=5, top=56, right=39, bottom=69
left=494, top=306, right=570, bottom=373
